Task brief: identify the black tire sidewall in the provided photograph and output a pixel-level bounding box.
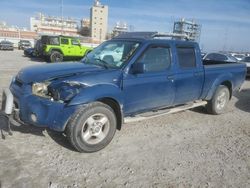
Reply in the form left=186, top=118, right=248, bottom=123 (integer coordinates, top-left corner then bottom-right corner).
left=70, top=103, right=117, bottom=152
left=50, top=51, right=63, bottom=62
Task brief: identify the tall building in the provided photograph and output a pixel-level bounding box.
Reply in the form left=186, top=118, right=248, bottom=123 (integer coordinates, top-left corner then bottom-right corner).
left=30, top=13, right=79, bottom=36
left=80, top=19, right=91, bottom=36
left=90, top=0, right=108, bottom=42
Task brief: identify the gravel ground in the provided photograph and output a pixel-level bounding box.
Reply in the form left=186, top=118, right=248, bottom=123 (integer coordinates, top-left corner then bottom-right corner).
left=0, top=50, right=249, bottom=188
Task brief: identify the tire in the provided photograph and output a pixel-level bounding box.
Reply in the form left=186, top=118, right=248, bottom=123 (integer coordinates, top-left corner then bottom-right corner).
left=50, top=51, right=63, bottom=63
left=66, top=102, right=117, bottom=153
left=206, top=85, right=230, bottom=115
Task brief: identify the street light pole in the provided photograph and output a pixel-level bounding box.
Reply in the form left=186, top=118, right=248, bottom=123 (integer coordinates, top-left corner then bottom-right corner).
left=61, top=0, right=64, bottom=34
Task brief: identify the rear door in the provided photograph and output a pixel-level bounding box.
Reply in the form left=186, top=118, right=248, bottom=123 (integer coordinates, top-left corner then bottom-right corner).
left=173, top=44, right=204, bottom=105
left=123, top=44, right=175, bottom=115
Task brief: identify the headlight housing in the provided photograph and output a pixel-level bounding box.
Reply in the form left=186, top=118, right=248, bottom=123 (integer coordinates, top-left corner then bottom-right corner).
left=32, top=82, right=50, bottom=98
left=48, top=81, right=83, bottom=102
left=32, top=81, right=83, bottom=102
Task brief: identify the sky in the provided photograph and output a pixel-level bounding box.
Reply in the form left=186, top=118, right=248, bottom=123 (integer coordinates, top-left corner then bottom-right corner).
left=0, top=0, right=250, bottom=52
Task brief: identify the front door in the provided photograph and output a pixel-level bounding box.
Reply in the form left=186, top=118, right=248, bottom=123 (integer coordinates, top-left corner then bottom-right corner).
left=123, top=45, right=175, bottom=115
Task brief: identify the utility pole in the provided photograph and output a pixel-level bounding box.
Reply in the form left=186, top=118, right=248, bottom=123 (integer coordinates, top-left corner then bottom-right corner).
left=61, top=0, right=64, bottom=34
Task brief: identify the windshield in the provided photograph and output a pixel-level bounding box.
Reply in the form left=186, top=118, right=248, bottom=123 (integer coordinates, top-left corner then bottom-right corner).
left=82, top=40, right=140, bottom=69
left=1, top=41, right=12, bottom=44
left=21, top=40, right=30, bottom=43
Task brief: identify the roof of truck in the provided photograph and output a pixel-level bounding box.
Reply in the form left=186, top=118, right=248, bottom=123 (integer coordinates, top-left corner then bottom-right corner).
left=113, top=32, right=198, bottom=45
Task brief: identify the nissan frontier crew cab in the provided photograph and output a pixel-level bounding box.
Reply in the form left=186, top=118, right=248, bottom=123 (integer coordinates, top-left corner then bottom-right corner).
left=2, top=32, right=247, bottom=153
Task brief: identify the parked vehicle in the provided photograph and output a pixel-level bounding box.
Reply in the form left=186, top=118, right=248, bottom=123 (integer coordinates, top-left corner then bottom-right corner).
left=2, top=32, right=246, bottom=153
left=241, top=56, right=250, bottom=76
left=23, top=48, right=36, bottom=57
left=0, top=40, right=14, bottom=51
left=203, top=52, right=238, bottom=63
left=18, top=40, right=32, bottom=50
left=232, top=54, right=245, bottom=61
left=39, top=35, right=93, bottom=62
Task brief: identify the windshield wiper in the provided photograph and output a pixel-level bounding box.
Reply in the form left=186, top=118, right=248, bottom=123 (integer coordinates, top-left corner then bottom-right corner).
left=94, top=58, right=110, bottom=69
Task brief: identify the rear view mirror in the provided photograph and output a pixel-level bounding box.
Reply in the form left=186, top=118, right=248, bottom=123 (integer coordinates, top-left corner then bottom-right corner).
left=131, top=63, right=145, bottom=74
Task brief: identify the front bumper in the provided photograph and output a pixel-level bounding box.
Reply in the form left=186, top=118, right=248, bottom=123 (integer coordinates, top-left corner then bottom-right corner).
left=2, top=86, right=78, bottom=132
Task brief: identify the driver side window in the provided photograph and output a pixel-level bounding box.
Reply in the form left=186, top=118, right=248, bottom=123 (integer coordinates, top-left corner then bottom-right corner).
left=137, top=46, right=171, bottom=73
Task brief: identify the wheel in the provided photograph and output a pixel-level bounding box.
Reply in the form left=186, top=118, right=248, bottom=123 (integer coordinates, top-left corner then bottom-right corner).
left=206, top=85, right=230, bottom=115
left=50, top=51, right=63, bottom=62
left=66, top=102, right=117, bottom=153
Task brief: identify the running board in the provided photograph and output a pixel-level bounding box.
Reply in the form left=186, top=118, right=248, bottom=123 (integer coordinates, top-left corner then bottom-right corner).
left=124, top=101, right=207, bottom=124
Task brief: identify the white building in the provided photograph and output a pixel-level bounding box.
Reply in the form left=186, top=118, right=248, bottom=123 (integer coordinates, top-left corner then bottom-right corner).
left=90, top=0, right=108, bottom=42
left=0, top=21, right=37, bottom=47
left=30, top=13, right=79, bottom=36
left=112, top=21, right=128, bottom=37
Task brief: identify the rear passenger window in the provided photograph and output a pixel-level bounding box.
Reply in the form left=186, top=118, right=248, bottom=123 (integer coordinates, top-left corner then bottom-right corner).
left=71, top=39, right=79, bottom=45
left=137, top=46, right=171, bottom=73
left=177, top=47, right=196, bottom=68
left=61, top=38, right=69, bottom=45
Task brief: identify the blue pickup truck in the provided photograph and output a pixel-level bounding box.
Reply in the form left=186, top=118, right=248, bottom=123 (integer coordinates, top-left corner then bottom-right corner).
left=1, top=32, right=246, bottom=152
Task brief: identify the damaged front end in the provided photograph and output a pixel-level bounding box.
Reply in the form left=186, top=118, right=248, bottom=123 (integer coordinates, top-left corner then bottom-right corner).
left=47, top=81, right=85, bottom=103
left=2, top=78, right=87, bottom=132
left=32, top=80, right=85, bottom=103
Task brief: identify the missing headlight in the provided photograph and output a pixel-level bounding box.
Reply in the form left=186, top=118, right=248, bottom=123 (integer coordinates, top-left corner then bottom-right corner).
left=48, top=83, right=80, bottom=102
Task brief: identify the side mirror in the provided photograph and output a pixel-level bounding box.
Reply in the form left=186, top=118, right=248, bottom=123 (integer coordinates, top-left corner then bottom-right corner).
left=131, top=63, right=145, bottom=74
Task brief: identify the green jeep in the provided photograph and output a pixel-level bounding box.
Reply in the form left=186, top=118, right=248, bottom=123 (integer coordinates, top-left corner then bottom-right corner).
left=40, top=35, right=92, bottom=62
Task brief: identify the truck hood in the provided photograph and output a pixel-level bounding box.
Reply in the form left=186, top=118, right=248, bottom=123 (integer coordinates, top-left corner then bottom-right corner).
left=16, top=62, right=108, bottom=83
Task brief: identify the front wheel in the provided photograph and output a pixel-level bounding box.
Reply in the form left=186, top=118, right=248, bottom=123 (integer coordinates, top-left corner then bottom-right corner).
left=66, top=102, right=117, bottom=153
left=206, top=85, right=230, bottom=115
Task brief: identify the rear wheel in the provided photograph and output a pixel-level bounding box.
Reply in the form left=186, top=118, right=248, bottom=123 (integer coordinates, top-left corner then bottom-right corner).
left=50, top=51, right=63, bottom=63
left=66, top=102, right=117, bottom=153
left=206, top=85, right=230, bottom=115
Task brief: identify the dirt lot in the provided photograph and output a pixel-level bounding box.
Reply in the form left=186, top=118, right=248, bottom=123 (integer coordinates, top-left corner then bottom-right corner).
left=0, top=50, right=249, bottom=188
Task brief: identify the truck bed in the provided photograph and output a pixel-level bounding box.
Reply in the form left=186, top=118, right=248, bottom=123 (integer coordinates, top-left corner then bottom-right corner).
left=201, top=61, right=246, bottom=100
